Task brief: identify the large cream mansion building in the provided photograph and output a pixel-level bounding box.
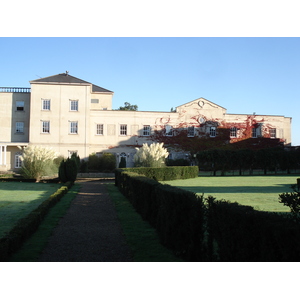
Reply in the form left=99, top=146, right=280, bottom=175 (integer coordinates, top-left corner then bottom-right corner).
left=0, top=72, right=292, bottom=171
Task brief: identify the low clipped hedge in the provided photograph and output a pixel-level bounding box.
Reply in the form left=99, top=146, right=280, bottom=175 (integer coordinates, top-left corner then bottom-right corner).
left=116, top=169, right=300, bottom=261
left=0, top=177, right=60, bottom=183
left=117, top=166, right=199, bottom=181
left=0, top=178, right=36, bottom=182
left=208, top=198, right=300, bottom=261
left=0, top=181, right=73, bottom=261
left=115, top=170, right=205, bottom=261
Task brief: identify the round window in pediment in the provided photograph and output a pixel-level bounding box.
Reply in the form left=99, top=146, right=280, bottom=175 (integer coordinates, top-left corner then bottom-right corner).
left=198, top=100, right=205, bottom=108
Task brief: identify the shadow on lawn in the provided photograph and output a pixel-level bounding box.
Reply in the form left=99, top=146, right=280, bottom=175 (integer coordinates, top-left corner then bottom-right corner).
left=175, top=183, right=293, bottom=194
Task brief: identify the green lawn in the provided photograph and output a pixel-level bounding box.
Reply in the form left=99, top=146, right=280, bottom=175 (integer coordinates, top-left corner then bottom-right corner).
left=163, top=175, right=299, bottom=212
left=0, top=181, right=62, bottom=238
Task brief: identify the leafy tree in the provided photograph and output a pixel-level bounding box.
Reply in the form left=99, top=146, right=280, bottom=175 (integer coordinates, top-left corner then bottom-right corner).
left=19, top=146, right=58, bottom=181
left=118, top=102, right=138, bottom=111
left=133, top=143, right=169, bottom=167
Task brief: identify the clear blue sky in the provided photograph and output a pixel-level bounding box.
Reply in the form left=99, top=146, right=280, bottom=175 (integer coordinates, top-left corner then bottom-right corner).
left=0, top=37, right=299, bottom=145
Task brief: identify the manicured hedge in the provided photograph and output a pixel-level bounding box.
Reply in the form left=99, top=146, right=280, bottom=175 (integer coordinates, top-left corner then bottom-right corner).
left=117, top=166, right=199, bottom=181
left=197, top=147, right=300, bottom=175
left=116, top=169, right=300, bottom=261
left=115, top=170, right=205, bottom=261
left=0, top=181, right=73, bottom=261
left=207, top=198, right=300, bottom=261
left=155, top=184, right=205, bottom=260
left=0, top=178, right=36, bottom=182
left=0, top=177, right=60, bottom=183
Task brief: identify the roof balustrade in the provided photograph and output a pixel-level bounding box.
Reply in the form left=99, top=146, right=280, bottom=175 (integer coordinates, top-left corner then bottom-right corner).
left=0, top=87, right=31, bottom=93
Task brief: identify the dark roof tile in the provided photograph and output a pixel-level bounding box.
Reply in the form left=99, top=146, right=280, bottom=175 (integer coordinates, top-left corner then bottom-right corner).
left=30, top=73, right=113, bottom=93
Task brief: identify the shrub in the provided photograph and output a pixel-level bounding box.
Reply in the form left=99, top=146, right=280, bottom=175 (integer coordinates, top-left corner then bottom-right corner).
left=58, top=160, right=68, bottom=183
left=134, top=143, right=169, bottom=168
left=166, top=158, right=189, bottom=166
left=59, top=156, right=79, bottom=183
left=65, top=158, right=78, bottom=182
left=88, top=153, right=100, bottom=171
left=87, top=153, right=116, bottom=172
left=117, top=166, right=199, bottom=181
left=279, top=192, right=300, bottom=214
left=100, top=153, right=116, bottom=171
left=19, top=146, right=58, bottom=181
left=79, top=159, right=88, bottom=173
left=70, top=152, right=80, bottom=173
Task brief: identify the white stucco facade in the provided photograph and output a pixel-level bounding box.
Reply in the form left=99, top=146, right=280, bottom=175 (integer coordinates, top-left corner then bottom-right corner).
left=0, top=73, right=292, bottom=171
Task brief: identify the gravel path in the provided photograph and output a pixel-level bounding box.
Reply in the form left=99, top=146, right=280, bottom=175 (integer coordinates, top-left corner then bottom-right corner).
left=38, top=179, right=133, bottom=262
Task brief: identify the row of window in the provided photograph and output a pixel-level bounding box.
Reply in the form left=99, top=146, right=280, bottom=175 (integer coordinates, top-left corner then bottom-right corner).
left=38, top=122, right=152, bottom=136
left=98, top=124, right=151, bottom=136
left=13, top=121, right=277, bottom=139
left=15, top=98, right=105, bottom=112
left=252, top=127, right=276, bottom=138
left=41, top=99, right=106, bottom=111
left=14, top=99, right=78, bottom=113
left=42, top=99, right=79, bottom=112
left=13, top=121, right=77, bottom=134
left=40, top=121, right=78, bottom=134
left=13, top=99, right=79, bottom=113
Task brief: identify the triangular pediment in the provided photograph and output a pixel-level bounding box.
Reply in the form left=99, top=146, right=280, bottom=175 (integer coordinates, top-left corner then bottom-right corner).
left=176, top=97, right=226, bottom=111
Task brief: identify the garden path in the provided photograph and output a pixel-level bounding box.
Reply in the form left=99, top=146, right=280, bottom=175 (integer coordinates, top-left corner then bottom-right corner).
left=38, top=178, right=133, bottom=262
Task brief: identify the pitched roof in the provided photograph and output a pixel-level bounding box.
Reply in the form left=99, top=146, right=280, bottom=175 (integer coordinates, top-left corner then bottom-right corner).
left=30, top=72, right=113, bottom=93
left=92, top=84, right=112, bottom=93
